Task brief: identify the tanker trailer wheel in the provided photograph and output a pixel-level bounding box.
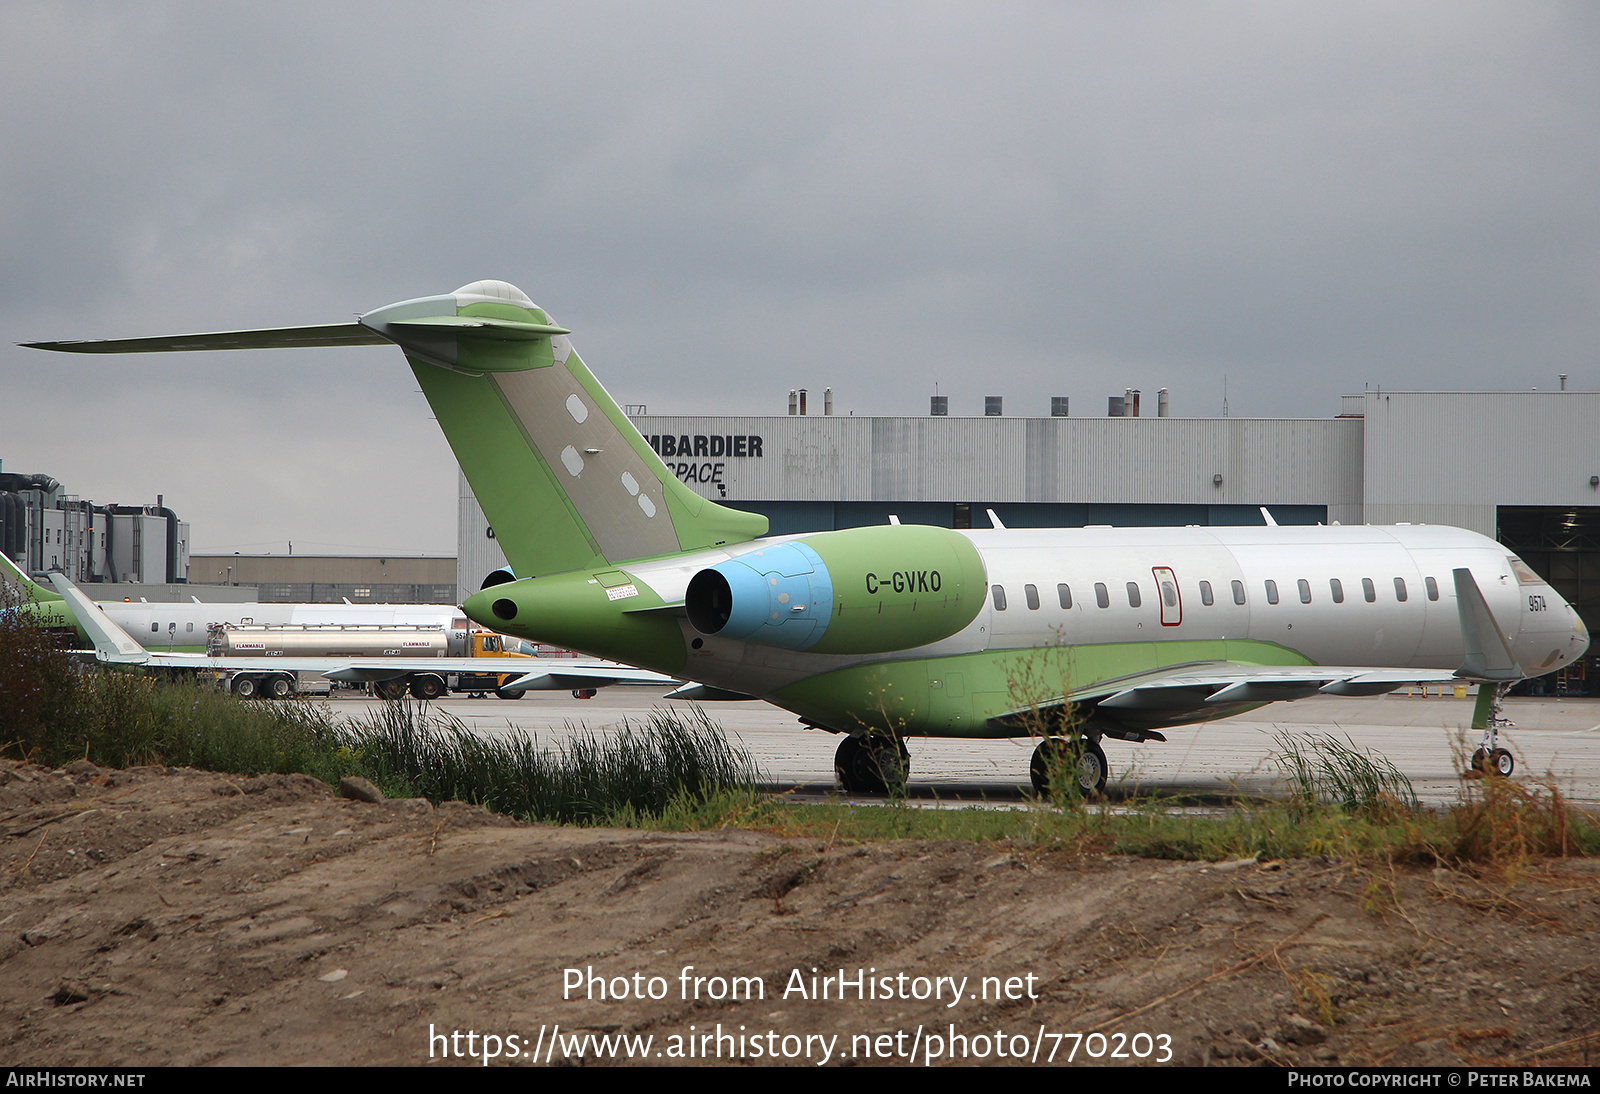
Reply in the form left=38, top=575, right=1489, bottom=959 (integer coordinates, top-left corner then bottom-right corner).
left=232, top=675, right=259, bottom=700
left=265, top=675, right=295, bottom=700
left=409, top=675, right=446, bottom=700
left=373, top=679, right=408, bottom=700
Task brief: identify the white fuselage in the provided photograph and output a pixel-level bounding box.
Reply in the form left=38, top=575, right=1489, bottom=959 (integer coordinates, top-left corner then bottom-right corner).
left=624, top=523, right=1586, bottom=698
left=96, top=600, right=467, bottom=653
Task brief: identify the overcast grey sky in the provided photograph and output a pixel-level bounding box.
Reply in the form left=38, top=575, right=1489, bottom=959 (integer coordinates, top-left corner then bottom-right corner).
left=2, top=2, right=1597, bottom=557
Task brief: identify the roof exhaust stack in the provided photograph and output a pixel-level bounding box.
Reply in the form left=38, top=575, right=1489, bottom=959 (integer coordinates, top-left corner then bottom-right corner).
left=1157, top=388, right=1169, bottom=417
left=788, top=389, right=798, bottom=415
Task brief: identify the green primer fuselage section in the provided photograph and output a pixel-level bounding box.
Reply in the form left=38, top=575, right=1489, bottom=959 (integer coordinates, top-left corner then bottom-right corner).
left=772, top=638, right=1316, bottom=739
left=463, top=569, right=688, bottom=676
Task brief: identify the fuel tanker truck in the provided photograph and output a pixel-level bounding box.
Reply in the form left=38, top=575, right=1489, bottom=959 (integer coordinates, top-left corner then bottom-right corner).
left=206, top=622, right=543, bottom=699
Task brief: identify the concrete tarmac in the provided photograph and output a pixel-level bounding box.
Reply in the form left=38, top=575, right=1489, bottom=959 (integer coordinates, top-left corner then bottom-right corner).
left=328, top=687, right=1600, bottom=808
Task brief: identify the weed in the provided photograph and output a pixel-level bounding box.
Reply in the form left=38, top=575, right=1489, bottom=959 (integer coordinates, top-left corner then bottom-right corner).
left=1274, top=732, right=1420, bottom=815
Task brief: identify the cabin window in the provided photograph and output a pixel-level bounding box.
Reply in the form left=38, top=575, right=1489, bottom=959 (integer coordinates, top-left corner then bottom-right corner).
left=1425, top=576, right=1439, bottom=601
left=1394, top=577, right=1408, bottom=602
left=991, top=585, right=1007, bottom=611
left=1362, top=578, right=1376, bottom=603
left=1095, top=582, right=1110, bottom=609
left=150, top=623, right=158, bottom=633
left=1024, top=584, right=1040, bottom=610
left=1330, top=578, right=1344, bottom=603
left=1298, top=578, right=1312, bottom=604
left=1126, top=581, right=1142, bottom=608
left=1160, top=580, right=1178, bottom=607
left=1231, top=580, right=1246, bottom=605
left=1264, top=579, right=1279, bottom=605
left=1199, top=580, right=1214, bottom=606
left=186, top=622, right=194, bottom=633
left=1057, top=583, right=1072, bottom=609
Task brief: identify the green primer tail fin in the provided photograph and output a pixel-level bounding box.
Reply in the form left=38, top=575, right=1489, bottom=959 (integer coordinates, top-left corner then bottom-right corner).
left=360, top=281, right=767, bottom=578
left=24, top=280, right=769, bottom=582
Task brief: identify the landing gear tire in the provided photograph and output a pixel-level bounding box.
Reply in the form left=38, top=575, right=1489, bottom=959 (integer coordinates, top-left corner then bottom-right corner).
left=232, top=676, right=259, bottom=700
left=572, top=688, right=597, bottom=699
left=410, top=675, right=445, bottom=700
left=495, top=686, right=524, bottom=700
left=265, top=675, right=294, bottom=700
left=374, top=679, right=408, bottom=700
left=1029, top=737, right=1109, bottom=797
left=834, top=734, right=910, bottom=795
left=1490, top=747, right=1515, bottom=777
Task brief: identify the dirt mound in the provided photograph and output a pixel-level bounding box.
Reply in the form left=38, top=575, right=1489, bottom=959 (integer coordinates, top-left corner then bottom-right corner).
left=1, top=759, right=1595, bottom=1066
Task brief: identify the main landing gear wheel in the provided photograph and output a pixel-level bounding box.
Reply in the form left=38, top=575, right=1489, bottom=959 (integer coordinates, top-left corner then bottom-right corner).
left=495, top=686, right=524, bottom=700
left=1472, top=747, right=1515, bottom=777
left=834, top=733, right=910, bottom=795
left=1029, top=737, right=1109, bottom=797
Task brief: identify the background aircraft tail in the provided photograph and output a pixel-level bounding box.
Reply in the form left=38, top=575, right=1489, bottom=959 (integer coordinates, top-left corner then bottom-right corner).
left=26, top=280, right=768, bottom=580
left=0, top=550, right=60, bottom=603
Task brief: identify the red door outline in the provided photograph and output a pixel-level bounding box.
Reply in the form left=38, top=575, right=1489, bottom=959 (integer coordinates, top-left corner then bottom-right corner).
left=1152, top=566, right=1182, bottom=626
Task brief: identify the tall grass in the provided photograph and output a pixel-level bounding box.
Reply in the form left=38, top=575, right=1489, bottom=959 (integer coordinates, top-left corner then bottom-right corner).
left=333, top=703, right=765, bottom=823
left=1273, top=731, right=1420, bottom=814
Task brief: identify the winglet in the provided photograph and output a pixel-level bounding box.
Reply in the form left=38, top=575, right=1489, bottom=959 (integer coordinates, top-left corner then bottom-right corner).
left=1453, top=567, right=1523, bottom=681
left=45, top=572, right=148, bottom=662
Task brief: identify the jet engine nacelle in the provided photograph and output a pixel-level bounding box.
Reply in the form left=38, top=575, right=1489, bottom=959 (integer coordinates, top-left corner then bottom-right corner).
left=685, top=524, right=985, bottom=654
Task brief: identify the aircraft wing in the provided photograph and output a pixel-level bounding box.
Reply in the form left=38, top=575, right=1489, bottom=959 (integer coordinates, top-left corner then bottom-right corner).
left=985, top=662, right=1476, bottom=733
left=45, top=572, right=673, bottom=689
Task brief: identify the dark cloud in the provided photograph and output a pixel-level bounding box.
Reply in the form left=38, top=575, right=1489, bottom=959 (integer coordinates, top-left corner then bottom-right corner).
left=2, top=2, right=1596, bottom=554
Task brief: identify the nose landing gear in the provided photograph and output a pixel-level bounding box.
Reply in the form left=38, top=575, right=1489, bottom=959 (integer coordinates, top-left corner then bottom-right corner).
left=1469, top=683, right=1516, bottom=777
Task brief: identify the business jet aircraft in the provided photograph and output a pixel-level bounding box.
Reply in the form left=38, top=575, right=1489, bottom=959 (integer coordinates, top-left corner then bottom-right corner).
left=1, top=550, right=470, bottom=654
left=31, top=569, right=672, bottom=700
left=27, top=280, right=1588, bottom=793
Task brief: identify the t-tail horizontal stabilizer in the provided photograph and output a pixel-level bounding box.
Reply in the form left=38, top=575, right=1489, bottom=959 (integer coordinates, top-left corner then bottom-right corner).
left=1452, top=567, right=1523, bottom=682
left=45, top=572, right=147, bottom=662
left=20, top=325, right=391, bottom=353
